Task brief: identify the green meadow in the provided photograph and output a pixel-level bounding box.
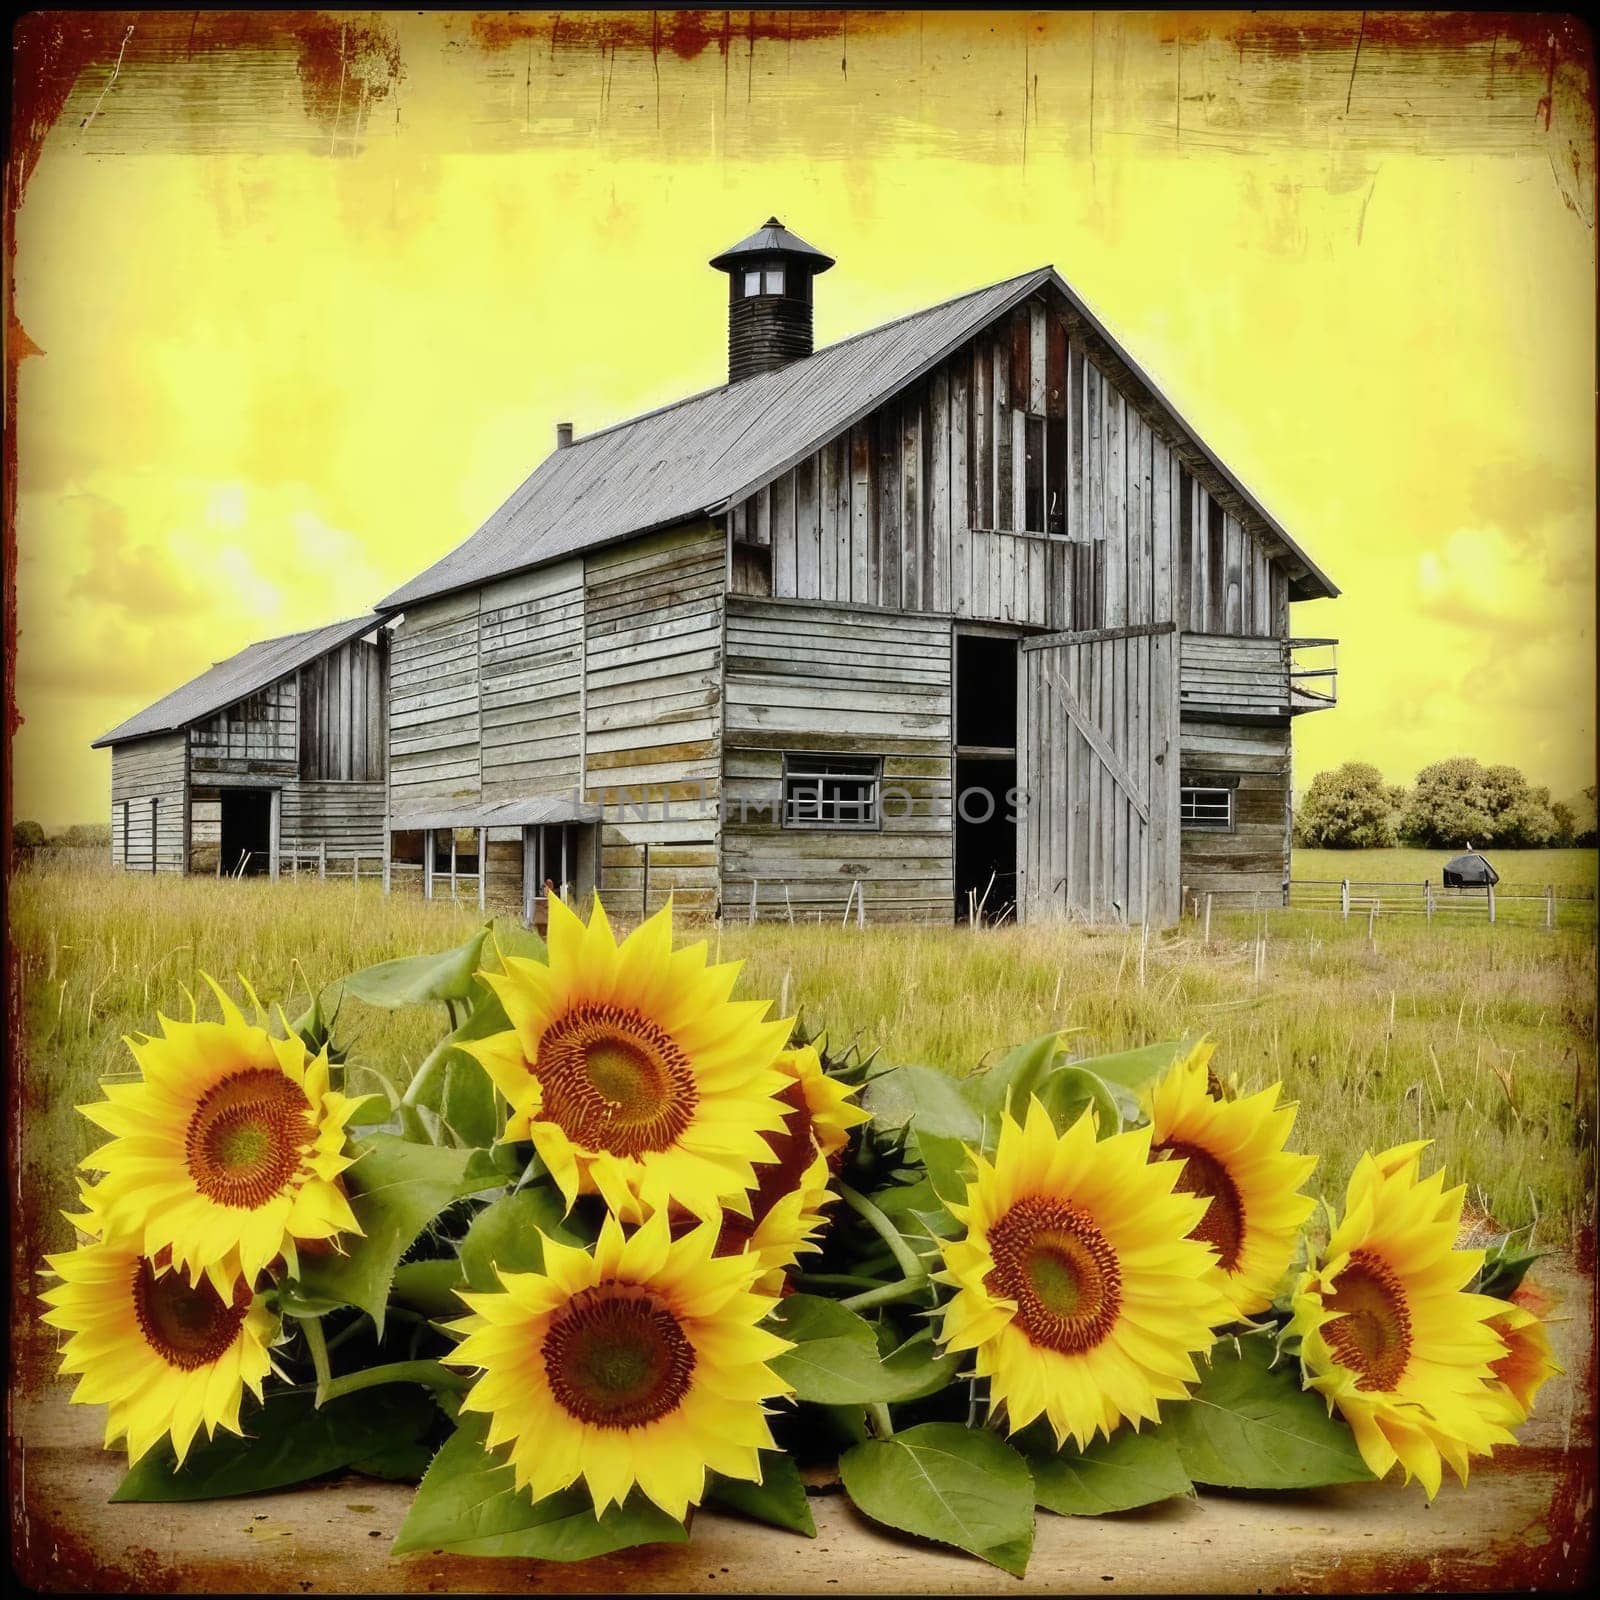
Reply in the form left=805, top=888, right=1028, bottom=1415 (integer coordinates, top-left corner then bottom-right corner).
left=11, top=851, right=1595, bottom=1258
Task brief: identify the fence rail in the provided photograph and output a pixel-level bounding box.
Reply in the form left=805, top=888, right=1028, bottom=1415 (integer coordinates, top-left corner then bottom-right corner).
left=1284, top=876, right=1595, bottom=929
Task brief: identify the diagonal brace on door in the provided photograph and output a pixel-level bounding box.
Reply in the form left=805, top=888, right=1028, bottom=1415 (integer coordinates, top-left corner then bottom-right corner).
left=1040, top=662, right=1150, bottom=824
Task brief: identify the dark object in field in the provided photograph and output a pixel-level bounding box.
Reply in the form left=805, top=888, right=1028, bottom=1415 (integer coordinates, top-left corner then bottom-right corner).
left=1442, top=853, right=1499, bottom=888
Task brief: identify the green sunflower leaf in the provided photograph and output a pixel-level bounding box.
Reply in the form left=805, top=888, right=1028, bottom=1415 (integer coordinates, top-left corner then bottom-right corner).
left=839, top=1422, right=1035, bottom=1577
left=1019, top=1425, right=1193, bottom=1515
left=335, top=929, right=489, bottom=1009
left=705, top=1451, right=816, bottom=1536
left=457, top=1185, right=585, bottom=1292
left=393, top=1412, right=688, bottom=1559
left=1161, top=1335, right=1376, bottom=1489
left=295, top=1134, right=498, bottom=1334
left=766, top=1296, right=958, bottom=1405
left=111, top=1386, right=435, bottom=1502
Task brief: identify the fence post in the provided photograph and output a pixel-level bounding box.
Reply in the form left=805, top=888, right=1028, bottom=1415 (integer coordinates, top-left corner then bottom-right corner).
left=1341, top=879, right=1350, bottom=920
left=1425, top=880, right=1433, bottom=922
left=1487, top=883, right=1496, bottom=925
left=1202, top=892, right=1213, bottom=945
left=353, top=852, right=360, bottom=883
left=318, top=841, right=327, bottom=880
left=449, top=832, right=458, bottom=901
left=478, top=827, right=488, bottom=913
left=1546, top=885, right=1554, bottom=930
left=748, top=875, right=758, bottom=925
left=857, top=881, right=866, bottom=928
left=1367, top=900, right=1378, bottom=946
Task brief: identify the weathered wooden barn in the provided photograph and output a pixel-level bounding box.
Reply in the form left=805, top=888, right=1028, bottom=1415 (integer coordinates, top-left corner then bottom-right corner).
left=94, top=617, right=389, bottom=878
left=375, top=220, right=1338, bottom=925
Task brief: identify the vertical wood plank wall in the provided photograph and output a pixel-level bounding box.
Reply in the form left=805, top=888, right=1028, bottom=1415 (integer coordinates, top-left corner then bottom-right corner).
left=726, top=295, right=1279, bottom=651
left=1019, top=629, right=1179, bottom=927
left=297, top=638, right=387, bottom=781
left=109, top=733, right=187, bottom=872
left=722, top=598, right=953, bottom=922
left=584, top=523, right=725, bottom=916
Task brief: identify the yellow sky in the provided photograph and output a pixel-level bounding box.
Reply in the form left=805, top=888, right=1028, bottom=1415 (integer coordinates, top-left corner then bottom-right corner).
left=10, top=10, right=1596, bottom=827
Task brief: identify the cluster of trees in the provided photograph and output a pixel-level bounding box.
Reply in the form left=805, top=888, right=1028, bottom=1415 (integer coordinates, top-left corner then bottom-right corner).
left=1294, top=760, right=1598, bottom=851
left=12, top=821, right=111, bottom=852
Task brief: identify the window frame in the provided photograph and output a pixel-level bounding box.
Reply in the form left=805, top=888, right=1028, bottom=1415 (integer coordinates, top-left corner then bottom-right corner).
left=1179, top=784, right=1235, bottom=832
left=781, top=752, right=883, bottom=833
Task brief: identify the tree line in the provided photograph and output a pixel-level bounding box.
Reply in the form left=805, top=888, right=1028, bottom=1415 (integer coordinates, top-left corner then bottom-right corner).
left=1294, top=759, right=1598, bottom=850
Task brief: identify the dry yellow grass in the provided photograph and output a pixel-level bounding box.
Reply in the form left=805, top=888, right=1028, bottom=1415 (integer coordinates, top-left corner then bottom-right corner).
left=11, top=853, right=1595, bottom=1252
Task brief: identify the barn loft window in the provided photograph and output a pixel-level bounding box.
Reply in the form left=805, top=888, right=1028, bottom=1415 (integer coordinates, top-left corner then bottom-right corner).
left=1180, top=786, right=1234, bottom=831
left=783, top=753, right=881, bottom=831
left=1024, top=413, right=1046, bottom=532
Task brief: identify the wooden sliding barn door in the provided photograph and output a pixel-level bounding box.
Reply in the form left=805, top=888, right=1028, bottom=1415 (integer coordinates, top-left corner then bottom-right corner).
left=1017, top=622, right=1179, bottom=927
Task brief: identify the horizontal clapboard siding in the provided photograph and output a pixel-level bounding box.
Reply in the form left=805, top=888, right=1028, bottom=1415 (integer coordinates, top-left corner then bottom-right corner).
left=1180, top=633, right=1290, bottom=718
left=281, top=782, right=387, bottom=857
left=388, top=588, right=482, bottom=813
left=586, top=523, right=724, bottom=916
left=481, top=561, right=585, bottom=803
left=1179, top=719, right=1291, bottom=908
left=723, top=597, right=952, bottom=923
left=110, top=733, right=187, bottom=872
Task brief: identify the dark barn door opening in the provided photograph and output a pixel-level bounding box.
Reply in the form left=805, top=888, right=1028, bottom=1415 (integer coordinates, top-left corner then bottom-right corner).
left=219, top=789, right=272, bottom=877
left=955, top=633, right=1019, bottom=924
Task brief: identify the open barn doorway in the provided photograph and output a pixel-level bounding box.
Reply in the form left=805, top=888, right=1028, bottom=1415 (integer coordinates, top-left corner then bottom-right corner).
left=219, top=789, right=272, bottom=877
left=954, top=632, right=1019, bottom=924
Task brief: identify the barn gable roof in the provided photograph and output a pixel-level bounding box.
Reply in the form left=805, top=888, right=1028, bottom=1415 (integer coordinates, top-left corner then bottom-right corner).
left=379, top=266, right=1337, bottom=611
left=92, top=615, right=378, bottom=749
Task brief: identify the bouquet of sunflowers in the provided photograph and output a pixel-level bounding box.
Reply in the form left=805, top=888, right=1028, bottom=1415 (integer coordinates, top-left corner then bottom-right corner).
left=44, top=898, right=1560, bottom=1576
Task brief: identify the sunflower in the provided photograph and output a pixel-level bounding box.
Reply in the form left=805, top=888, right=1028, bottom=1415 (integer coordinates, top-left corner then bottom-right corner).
left=447, top=1210, right=792, bottom=1520
left=1288, top=1143, right=1516, bottom=1497
left=462, top=897, right=793, bottom=1223
left=707, top=1045, right=866, bottom=1288
left=937, top=1096, right=1233, bottom=1450
left=1479, top=1301, right=1561, bottom=1425
left=79, top=978, right=363, bottom=1292
left=1145, top=1042, right=1317, bottom=1318
left=41, top=1233, right=278, bottom=1466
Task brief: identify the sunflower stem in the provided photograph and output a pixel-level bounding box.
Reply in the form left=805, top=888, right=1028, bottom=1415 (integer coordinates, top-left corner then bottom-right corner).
left=840, top=1278, right=932, bottom=1313
left=315, top=1359, right=474, bottom=1406
left=302, top=1315, right=333, bottom=1400
left=836, top=1183, right=927, bottom=1284
left=867, top=1403, right=895, bottom=1439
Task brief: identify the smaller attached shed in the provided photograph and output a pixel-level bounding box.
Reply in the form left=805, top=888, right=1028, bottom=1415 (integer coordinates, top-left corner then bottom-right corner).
left=93, top=617, right=388, bottom=878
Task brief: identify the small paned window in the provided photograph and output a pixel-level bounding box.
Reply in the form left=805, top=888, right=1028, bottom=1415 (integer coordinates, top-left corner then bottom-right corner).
left=1180, top=786, right=1234, bottom=831
left=783, top=754, right=881, bottom=831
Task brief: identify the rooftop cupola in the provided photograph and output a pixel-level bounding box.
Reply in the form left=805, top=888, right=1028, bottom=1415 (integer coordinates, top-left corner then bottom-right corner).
left=709, top=217, right=835, bottom=384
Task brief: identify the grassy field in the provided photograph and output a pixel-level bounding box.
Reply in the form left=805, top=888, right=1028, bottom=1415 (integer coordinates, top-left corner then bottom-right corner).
left=10, top=853, right=1596, bottom=1258
left=1293, top=847, right=1598, bottom=891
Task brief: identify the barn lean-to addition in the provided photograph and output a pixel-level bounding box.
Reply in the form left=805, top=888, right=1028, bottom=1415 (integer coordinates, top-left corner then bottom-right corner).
left=94, top=617, right=389, bottom=878
left=371, top=220, right=1338, bottom=925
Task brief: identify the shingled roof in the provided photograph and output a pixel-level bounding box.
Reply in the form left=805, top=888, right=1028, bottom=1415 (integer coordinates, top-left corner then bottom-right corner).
left=380, top=266, right=1337, bottom=611
left=92, top=615, right=379, bottom=748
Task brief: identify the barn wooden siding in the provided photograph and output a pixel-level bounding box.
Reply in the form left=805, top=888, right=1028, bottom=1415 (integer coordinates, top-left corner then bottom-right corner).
left=1178, top=720, right=1292, bottom=907
left=586, top=523, right=724, bottom=916
left=727, top=293, right=1283, bottom=648
left=389, top=560, right=584, bottom=816
left=109, top=733, right=187, bottom=872
left=1019, top=624, right=1180, bottom=927
left=298, top=637, right=386, bottom=781
left=722, top=597, right=953, bottom=922
left=1179, top=633, right=1292, bottom=719
left=189, top=680, right=297, bottom=774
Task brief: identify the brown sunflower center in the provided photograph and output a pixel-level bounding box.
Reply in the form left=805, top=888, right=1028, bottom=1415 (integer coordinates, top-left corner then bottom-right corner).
left=536, top=1003, right=698, bottom=1157
left=542, top=1285, right=696, bottom=1428
left=986, top=1195, right=1123, bottom=1354
left=185, top=1069, right=309, bottom=1208
left=1154, top=1139, right=1247, bottom=1272
left=131, top=1258, right=250, bottom=1371
left=1324, top=1249, right=1412, bottom=1391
